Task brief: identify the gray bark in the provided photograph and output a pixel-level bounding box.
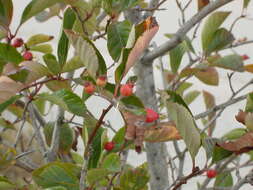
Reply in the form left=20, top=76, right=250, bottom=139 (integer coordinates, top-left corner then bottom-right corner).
left=134, top=58, right=169, bottom=190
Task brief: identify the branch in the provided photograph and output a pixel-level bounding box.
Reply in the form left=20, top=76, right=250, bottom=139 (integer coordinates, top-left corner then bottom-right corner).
left=142, top=0, right=235, bottom=62
left=79, top=103, right=114, bottom=190
left=194, top=94, right=247, bottom=120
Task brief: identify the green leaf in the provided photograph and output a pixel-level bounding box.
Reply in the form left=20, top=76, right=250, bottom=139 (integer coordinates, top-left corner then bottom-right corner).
left=222, top=128, right=247, bottom=141
left=214, top=172, right=233, bottom=187
left=120, top=163, right=149, bottom=190
left=46, top=80, right=71, bottom=92
left=212, top=146, right=232, bottom=163
left=0, top=43, right=23, bottom=65
left=26, top=34, right=54, bottom=47
left=121, top=95, right=144, bottom=109
left=101, top=153, right=121, bottom=173
left=58, top=7, right=76, bottom=66
left=19, top=61, right=50, bottom=84
left=0, top=95, right=21, bottom=113
left=205, top=28, right=234, bottom=54
left=184, top=90, right=200, bottom=105
left=38, top=89, right=87, bottom=117
left=115, top=48, right=131, bottom=84
left=202, top=137, right=219, bottom=160
left=44, top=186, right=67, bottom=190
left=245, top=93, right=253, bottom=112
left=107, top=21, right=131, bottom=61
left=166, top=101, right=201, bottom=158
left=43, top=54, right=61, bottom=75
left=0, top=26, right=8, bottom=40
left=201, top=11, right=230, bottom=53
left=30, top=44, right=53, bottom=54
left=20, top=0, right=63, bottom=24
left=88, top=127, right=105, bottom=169
left=0, top=0, right=13, bottom=27
left=176, top=82, right=193, bottom=95
left=87, top=168, right=110, bottom=185
left=32, top=162, right=80, bottom=190
left=65, top=30, right=106, bottom=78
left=169, top=43, right=186, bottom=73
left=212, top=54, right=244, bottom=72
left=167, top=90, right=192, bottom=114
left=244, top=0, right=251, bottom=8
left=0, top=176, right=16, bottom=189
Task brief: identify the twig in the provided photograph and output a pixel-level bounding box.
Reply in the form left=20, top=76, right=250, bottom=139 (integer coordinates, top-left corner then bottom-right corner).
left=142, top=0, right=236, bottom=62
left=15, top=149, right=35, bottom=160
left=79, top=104, right=114, bottom=190
left=194, top=94, right=247, bottom=120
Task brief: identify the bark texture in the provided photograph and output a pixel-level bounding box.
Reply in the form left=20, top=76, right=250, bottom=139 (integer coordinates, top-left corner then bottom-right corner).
left=134, top=59, right=169, bottom=190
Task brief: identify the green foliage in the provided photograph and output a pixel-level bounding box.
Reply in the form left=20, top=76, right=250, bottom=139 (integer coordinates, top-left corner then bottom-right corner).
left=214, top=172, right=233, bottom=187
left=58, top=7, right=76, bottom=66
left=107, top=20, right=132, bottom=61
left=0, top=43, right=23, bottom=65
left=166, top=92, right=201, bottom=158
left=43, top=54, right=61, bottom=75
left=32, top=162, right=80, bottom=190
left=201, top=11, right=231, bottom=55
left=0, top=0, right=13, bottom=27
left=38, top=89, right=87, bottom=116
left=20, top=0, right=63, bottom=24
left=212, top=146, right=232, bottom=163
left=0, top=95, right=21, bottom=113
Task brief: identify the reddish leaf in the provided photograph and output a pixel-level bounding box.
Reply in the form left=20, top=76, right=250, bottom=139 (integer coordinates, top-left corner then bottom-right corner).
left=218, top=132, right=253, bottom=154
left=198, top=0, right=210, bottom=11
left=123, top=17, right=159, bottom=77
left=235, top=110, right=247, bottom=125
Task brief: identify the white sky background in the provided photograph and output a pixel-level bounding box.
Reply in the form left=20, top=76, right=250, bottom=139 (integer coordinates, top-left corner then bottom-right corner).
left=9, top=0, right=253, bottom=189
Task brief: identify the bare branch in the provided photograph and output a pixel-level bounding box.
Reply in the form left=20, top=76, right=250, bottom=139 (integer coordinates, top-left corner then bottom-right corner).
left=142, top=0, right=235, bottom=62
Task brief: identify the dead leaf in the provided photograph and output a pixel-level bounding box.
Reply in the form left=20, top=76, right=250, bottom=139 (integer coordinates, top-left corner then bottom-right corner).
left=144, top=121, right=181, bottom=142
left=218, top=132, right=253, bottom=154
left=235, top=110, right=247, bottom=125
left=123, top=17, right=159, bottom=77
left=244, top=64, right=253, bottom=73
left=195, top=67, right=219, bottom=86
left=0, top=76, right=24, bottom=103
left=198, top=0, right=210, bottom=11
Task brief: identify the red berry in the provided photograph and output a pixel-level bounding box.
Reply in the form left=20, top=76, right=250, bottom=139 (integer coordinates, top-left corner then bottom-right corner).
left=96, top=75, right=107, bottom=87
left=84, top=82, right=95, bottom=94
left=241, top=54, right=249, bottom=61
left=104, top=141, right=115, bottom=151
left=145, top=108, right=159, bottom=123
left=206, top=169, right=217, bottom=178
left=12, top=38, right=24, bottom=48
left=120, top=84, right=133, bottom=97
left=23, top=51, right=33, bottom=61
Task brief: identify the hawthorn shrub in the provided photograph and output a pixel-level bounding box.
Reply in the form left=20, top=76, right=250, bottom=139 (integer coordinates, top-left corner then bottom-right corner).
left=0, top=0, right=253, bottom=190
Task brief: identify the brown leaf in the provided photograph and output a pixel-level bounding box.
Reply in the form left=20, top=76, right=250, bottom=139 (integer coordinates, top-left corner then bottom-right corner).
left=218, top=132, right=253, bottom=154
left=0, top=76, right=24, bottom=103
left=235, top=110, right=247, bottom=125
left=123, top=111, right=146, bottom=141
left=198, top=0, right=210, bottom=11
left=144, top=121, right=181, bottom=142
left=123, top=17, right=159, bottom=77
left=194, top=67, right=219, bottom=86
left=244, top=64, right=253, bottom=73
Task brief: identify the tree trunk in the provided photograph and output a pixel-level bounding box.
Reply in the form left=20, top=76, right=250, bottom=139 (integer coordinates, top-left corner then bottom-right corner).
left=134, top=59, right=169, bottom=190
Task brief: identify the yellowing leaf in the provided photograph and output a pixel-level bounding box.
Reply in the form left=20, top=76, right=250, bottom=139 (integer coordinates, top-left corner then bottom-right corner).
left=244, top=64, right=253, bottom=73
left=144, top=122, right=181, bottom=142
